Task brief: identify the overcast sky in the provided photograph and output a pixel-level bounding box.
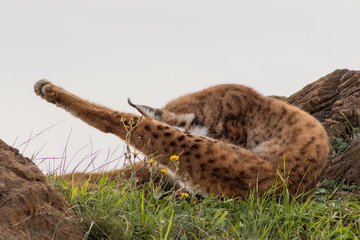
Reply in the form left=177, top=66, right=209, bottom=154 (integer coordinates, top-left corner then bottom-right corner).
left=1, top=0, right=359, bottom=174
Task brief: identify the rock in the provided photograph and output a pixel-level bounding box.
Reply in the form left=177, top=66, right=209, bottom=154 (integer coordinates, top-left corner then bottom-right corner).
left=323, top=139, right=360, bottom=186
left=287, top=69, right=360, bottom=137
left=0, top=139, right=84, bottom=240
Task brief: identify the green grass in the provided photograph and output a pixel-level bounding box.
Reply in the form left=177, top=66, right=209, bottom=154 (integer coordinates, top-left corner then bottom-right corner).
left=45, top=117, right=360, bottom=240
left=25, top=115, right=360, bottom=239
left=49, top=173, right=360, bottom=240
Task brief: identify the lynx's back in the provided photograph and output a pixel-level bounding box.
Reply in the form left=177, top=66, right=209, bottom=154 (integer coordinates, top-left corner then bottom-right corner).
left=140, top=84, right=329, bottom=195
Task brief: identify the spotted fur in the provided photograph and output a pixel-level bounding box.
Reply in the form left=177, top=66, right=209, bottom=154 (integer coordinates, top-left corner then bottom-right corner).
left=34, top=80, right=329, bottom=199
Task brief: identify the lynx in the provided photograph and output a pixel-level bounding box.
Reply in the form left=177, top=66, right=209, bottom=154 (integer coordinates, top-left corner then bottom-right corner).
left=34, top=79, right=329, bottom=199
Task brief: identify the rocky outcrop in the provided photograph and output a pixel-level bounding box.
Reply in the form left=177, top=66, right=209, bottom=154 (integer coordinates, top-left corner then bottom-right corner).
left=0, top=139, right=84, bottom=240
left=287, top=69, right=360, bottom=185
left=288, top=69, right=360, bottom=137
left=324, top=139, right=360, bottom=186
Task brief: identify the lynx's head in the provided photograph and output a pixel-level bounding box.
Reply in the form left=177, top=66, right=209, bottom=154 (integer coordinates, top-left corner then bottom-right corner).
left=128, top=98, right=208, bottom=137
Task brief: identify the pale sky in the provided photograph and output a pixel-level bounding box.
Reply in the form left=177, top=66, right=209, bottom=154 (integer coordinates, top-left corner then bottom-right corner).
left=1, top=0, right=359, bottom=174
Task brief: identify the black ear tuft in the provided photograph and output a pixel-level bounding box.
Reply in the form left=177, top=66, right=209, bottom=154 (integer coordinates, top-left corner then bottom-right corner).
left=127, top=98, right=136, bottom=107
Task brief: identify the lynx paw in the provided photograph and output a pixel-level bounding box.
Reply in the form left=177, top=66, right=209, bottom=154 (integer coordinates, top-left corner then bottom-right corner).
left=34, top=79, right=57, bottom=103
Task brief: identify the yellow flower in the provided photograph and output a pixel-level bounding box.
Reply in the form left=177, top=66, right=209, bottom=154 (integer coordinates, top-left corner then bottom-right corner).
left=132, top=152, right=139, bottom=156
left=170, top=155, right=180, bottom=161
left=181, top=192, right=189, bottom=198
left=149, top=159, right=154, bottom=164
left=160, top=169, right=168, bottom=174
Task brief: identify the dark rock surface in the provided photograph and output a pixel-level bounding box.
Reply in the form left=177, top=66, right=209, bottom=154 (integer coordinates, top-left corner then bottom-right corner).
left=324, top=139, right=360, bottom=186
left=288, top=69, right=360, bottom=137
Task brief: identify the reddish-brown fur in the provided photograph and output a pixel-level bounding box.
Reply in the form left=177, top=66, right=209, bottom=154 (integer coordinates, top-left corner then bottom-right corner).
left=34, top=80, right=329, bottom=199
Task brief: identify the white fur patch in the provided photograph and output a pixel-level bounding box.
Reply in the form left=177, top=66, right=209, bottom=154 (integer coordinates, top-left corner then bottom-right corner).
left=176, top=113, right=208, bottom=137
left=145, top=109, right=157, bottom=119
left=177, top=113, right=195, bottom=125
left=251, top=142, right=267, bottom=154
left=174, top=126, right=186, bottom=132
left=190, top=125, right=208, bottom=137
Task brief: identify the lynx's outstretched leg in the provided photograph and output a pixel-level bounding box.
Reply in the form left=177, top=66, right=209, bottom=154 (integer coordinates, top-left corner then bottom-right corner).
left=34, top=80, right=277, bottom=198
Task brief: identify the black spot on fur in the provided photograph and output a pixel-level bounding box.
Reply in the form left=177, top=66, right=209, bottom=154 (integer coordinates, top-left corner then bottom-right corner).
left=177, top=135, right=185, bottom=142
left=226, top=102, right=233, bottom=110
left=190, top=117, right=201, bottom=126
left=179, top=121, right=186, bottom=127
left=287, top=113, right=299, bottom=125
left=300, top=136, right=315, bottom=155
left=224, top=176, right=231, bottom=182
left=211, top=173, right=220, bottom=179
left=152, top=133, right=159, bottom=139
left=207, top=159, right=215, bottom=164
left=184, top=151, right=191, bottom=156
left=308, top=158, right=317, bottom=163
left=205, top=149, right=215, bottom=155
left=155, top=110, right=162, bottom=119
left=170, top=141, right=176, bottom=147
left=195, top=154, right=201, bottom=159
left=234, top=176, right=242, bottom=183
left=164, top=132, right=172, bottom=137
left=180, top=144, right=188, bottom=148
left=257, top=177, right=270, bottom=185
left=194, top=139, right=203, bottom=142
left=144, top=125, right=151, bottom=131
left=157, top=125, right=163, bottom=130
left=199, top=163, right=206, bottom=171
left=191, top=144, right=199, bottom=150
left=278, top=107, right=287, bottom=121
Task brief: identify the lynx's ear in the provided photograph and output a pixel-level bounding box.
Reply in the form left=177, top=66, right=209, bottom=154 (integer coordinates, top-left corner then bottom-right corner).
left=128, top=98, right=163, bottom=120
